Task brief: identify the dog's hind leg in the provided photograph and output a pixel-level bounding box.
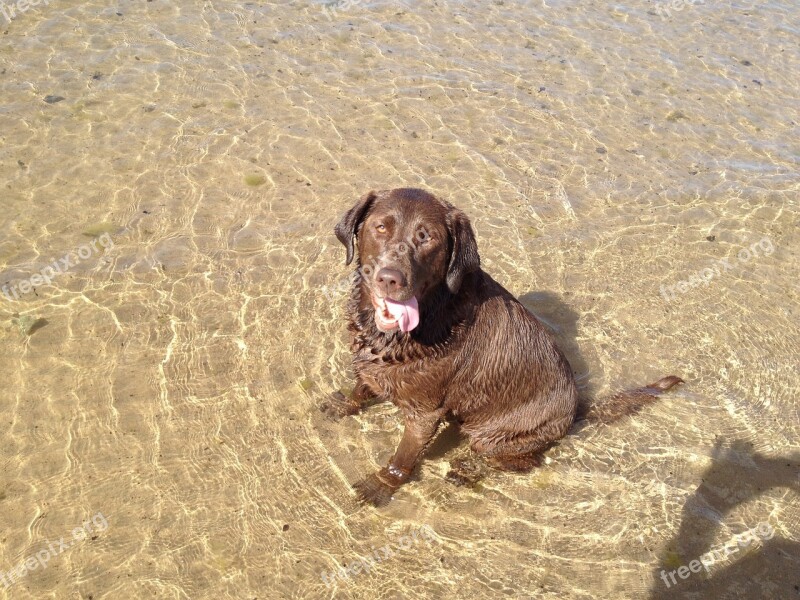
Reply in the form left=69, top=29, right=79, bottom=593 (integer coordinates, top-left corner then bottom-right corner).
left=445, top=457, right=486, bottom=486
left=485, top=451, right=547, bottom=473
left=470, top=414, right=574, bottom=474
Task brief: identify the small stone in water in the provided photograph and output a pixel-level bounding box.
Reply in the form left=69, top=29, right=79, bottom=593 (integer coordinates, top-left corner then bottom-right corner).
left=82, top=222, right=117, bottom=237
left=666, top=110, right=688, bottom=122
left=13, top=315, right=48, bottom=336
left=244, top=174, right=267, bottom=187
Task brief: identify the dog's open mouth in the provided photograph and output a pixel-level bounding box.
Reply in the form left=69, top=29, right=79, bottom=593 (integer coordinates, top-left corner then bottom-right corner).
left=371, top=295, right=420, bottom=333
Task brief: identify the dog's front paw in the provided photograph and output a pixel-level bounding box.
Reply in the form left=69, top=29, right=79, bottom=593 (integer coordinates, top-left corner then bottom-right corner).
left=319, top=390, right=361, bottom=420
left=352, top=471, right=398, bottom=507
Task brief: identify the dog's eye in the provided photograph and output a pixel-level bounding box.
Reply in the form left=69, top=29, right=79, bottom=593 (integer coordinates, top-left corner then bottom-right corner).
left=375, top=224, right=387, bottom=233
left=415, top=228, right=430, bottom=243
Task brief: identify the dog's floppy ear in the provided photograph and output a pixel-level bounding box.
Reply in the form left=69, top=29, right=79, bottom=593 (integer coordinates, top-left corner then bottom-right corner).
left=334, top=191, right=376, bottom=265
left=446, top=209, right=480, bottom=294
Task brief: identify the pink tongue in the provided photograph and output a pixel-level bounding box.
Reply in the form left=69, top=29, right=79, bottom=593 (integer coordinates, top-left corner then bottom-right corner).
left=384, top=296, right=420, bottom=333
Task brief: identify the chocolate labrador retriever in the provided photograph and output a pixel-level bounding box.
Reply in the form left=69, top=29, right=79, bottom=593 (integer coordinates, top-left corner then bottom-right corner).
left=327, top=188, right=682, bottom=506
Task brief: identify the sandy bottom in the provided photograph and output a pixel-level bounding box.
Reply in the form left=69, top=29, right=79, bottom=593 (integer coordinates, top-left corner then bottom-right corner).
left=0, top=1, right=797, bottom=598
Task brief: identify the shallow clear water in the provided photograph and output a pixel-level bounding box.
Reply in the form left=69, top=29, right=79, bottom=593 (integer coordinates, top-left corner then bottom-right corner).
left=0, top=1, right=797, bottom=599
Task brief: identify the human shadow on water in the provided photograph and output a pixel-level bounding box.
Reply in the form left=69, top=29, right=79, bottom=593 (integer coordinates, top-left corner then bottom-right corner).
left=648, top=439, right=800, bottom=599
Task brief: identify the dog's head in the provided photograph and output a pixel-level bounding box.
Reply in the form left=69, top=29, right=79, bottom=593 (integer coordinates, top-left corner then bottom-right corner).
left=334, top=188, right=480, bottom=333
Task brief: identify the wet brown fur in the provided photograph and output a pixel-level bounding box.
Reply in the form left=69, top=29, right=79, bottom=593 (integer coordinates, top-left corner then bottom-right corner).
left=330, top=188, right=684, bottom=506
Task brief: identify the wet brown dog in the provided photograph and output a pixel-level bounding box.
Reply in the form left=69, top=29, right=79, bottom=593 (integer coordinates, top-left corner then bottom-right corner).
left=328, top=188, right=683, bottom=506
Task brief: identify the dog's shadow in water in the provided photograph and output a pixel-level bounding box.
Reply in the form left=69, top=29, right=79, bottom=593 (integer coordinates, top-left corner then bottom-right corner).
left=648, top=439, right=800, bottom=599
left=427, top=290, right=593, bottom=459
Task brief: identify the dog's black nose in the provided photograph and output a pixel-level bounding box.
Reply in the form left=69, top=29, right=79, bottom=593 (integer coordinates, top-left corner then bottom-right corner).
left=375, top=267, right=407, bottom=295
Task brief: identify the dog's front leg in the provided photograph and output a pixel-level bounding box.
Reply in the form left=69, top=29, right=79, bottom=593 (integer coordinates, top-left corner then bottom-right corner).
left=353, top=410, right=442, bottom=507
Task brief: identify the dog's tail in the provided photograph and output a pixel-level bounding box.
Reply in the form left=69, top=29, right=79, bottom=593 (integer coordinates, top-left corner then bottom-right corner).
left=576, top=375, right=684, bottom=425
